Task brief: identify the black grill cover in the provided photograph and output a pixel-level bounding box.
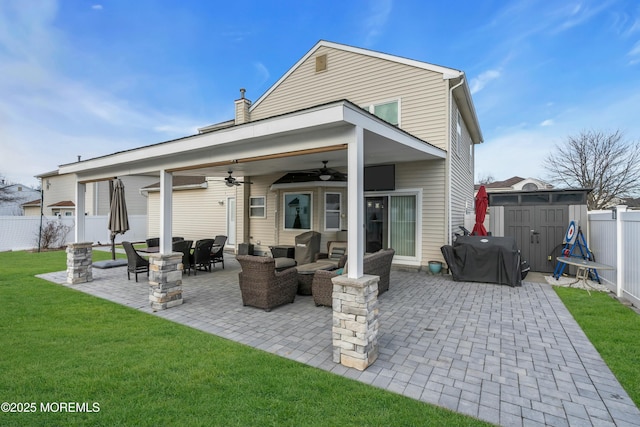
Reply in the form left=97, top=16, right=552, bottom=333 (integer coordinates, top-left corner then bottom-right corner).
left=441, top=235, right=522, bottom=287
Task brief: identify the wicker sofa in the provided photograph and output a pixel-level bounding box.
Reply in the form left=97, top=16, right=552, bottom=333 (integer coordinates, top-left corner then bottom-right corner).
left=237, top=255, right=298, bottom=311
left=311, top=248, right=395, bottom=307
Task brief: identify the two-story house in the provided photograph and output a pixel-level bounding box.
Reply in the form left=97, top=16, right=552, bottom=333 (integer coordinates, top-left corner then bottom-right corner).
left=58, top=40, right=482, bottom=273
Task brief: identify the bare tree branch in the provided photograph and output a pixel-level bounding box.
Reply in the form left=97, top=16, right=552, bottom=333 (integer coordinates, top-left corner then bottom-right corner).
left=543, top=129, right=640, bottom=210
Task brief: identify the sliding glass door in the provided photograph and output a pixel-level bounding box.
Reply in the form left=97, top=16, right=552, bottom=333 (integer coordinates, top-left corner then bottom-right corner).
left=365, top=193, right=418, bottom=261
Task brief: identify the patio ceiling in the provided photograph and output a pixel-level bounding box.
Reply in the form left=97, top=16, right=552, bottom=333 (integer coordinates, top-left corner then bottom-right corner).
left=58, top=100, right=446, bottom=182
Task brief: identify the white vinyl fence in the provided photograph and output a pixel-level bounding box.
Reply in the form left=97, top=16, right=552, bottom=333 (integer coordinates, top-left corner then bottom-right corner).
left=0, top=215, right=147, bottom=252
left=588, top=207, right=640, bottom=307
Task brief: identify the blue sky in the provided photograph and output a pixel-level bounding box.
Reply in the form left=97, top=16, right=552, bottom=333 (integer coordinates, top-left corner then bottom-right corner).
left=1, top=0, right=639, bottom=188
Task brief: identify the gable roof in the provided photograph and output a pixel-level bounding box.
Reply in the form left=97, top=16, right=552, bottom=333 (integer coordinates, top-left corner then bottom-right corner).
left=249, top=40, right=482, bottom=144
left=251, top=40, right=464, bottom=112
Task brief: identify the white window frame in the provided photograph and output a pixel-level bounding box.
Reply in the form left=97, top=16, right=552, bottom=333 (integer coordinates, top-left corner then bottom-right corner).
left=249, top=196, right=266, bottom=218
left=456, top=111, right=462, bottom=158
left=283, top=192, right=312, bottom=231
left=363, top=98, right=401, bottom=126
left=324, top=191, right=342, bottom=231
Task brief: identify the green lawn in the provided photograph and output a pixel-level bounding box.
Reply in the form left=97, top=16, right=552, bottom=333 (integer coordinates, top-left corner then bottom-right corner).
left=0, top=250, right=491, bottom=427
left=554, top=286, right=640, bottom=406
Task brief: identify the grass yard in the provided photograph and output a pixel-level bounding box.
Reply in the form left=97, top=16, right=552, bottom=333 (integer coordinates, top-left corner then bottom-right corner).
left=554, top=287, right=640, bottom=406
left=0, top=249, right=491, bottom=427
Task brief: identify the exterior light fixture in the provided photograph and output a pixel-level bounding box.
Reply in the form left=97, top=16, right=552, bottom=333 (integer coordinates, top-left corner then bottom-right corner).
left=319, top=161, right=332, bottom=181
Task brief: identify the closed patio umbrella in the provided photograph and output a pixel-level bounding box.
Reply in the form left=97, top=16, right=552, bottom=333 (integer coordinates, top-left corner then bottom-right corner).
left=472, top=185, right=488, bottom=236
left=108, top=178, right=129, bottom=260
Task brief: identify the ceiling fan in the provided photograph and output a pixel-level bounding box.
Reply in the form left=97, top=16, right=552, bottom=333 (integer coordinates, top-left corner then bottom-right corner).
left=221, top=171, right=252, bottom=187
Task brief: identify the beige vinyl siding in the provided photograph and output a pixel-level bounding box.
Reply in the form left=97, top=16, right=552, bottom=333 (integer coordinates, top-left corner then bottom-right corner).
left=394, top=159, right=446, bottom=265
left=88, top=176, right=155, bottom=216
left=251, top=46, right=449, bottom=149
left=42, top=174, right=77, bottom=216
left=146, top=182, right=236, bottom=242
left=449, top=101, right=475, bottom=237
left=245, top=173, right=348, bottom=255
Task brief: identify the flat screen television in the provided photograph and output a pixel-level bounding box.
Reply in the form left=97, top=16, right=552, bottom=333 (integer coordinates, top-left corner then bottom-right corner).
left=364, top=164, right=395, bottom=191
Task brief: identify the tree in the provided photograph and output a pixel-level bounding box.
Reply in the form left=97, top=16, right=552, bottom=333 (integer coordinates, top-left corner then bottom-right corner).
left=477, top=174, right=495, bottom=185
left=543, top=129, right=640, bottom=210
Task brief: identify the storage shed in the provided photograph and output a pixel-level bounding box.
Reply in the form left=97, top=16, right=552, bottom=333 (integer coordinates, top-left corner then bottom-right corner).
left=488, top=189, right=591, bottom=273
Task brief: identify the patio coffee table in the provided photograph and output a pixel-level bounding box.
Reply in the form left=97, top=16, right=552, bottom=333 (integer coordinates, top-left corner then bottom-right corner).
left=295, top=261, right=336, bottom=295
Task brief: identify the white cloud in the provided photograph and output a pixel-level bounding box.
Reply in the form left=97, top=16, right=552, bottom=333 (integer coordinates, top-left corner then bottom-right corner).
left=0, top=1, right=208, bottom=185
left=362, top=0, right=393, bottom=46
left=540, top=119, right=554, bottom=127
left=470, top=69, right=501, bottom=94
left=91, top=4, right=103, bottom=10
left=253, top=62, right=270, bottom=87
left=628, top=40, right=640, bottom=64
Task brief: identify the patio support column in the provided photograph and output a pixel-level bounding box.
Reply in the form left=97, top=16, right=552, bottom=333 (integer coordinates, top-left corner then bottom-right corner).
left=75, top=180, right=86, bottom=243
left=67, top=181, right=93, bottom=284
left=332, top=274, right=379, bottom=371
left=159, top=170, right=173, bottom=254
left=347, top=126, right=365, bottom=278
left=66, top=242, right=93, bottom=284
left=149, top=252, right=183, bottom=310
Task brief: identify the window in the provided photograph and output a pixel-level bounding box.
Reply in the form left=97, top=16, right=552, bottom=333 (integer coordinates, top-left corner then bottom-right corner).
left=456, top=111, right=462, bottom=157
left=284, top=193, right=311, bottom=230
left=249, top=196, right=266, bottom=218
left=324, top=192, right=341, bottom=231
left=365, top=100, right=399, bottom=126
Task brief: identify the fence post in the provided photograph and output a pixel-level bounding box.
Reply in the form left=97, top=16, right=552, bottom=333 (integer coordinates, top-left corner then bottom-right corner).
left=615, top=205, right=627, bottom=298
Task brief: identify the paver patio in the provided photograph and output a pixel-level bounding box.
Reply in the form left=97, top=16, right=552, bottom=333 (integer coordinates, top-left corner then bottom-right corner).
left=39, top=255, right=640, bottom=427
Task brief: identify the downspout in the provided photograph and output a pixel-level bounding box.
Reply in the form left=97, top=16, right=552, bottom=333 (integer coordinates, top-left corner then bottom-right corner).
left=447, top=77, right=465, bottom=245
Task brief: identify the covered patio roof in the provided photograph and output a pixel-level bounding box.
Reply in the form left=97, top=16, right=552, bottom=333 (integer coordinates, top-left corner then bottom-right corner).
left=59, top=100, right=444, bottom=181
left=59, top=100, right=446, bottom=278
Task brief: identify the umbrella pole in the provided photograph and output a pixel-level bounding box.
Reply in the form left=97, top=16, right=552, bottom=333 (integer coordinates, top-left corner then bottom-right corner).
left=111, top=233, right=116, bottom=260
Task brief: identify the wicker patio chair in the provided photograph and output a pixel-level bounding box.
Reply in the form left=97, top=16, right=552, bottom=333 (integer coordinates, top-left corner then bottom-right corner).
left=210, top=235, right=227, bottom=270
left=236, top=255, right=298, bottom=311
left=190, top=239, right=215, bottom=275
left=145, top=237, right=159, bottom=248
left=311, top=248, right=395, bottom=307
left=122, top=241, right=149, bottom=282
left=172, top=239, right=193, bottom=276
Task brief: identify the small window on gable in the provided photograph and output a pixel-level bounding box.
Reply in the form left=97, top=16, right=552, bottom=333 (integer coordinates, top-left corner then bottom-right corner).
left=249, top=196, right=266, bottom=218
left=364, top=100, right=400, bottom=126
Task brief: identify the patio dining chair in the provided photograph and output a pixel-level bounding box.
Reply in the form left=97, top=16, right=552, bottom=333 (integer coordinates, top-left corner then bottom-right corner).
left=145, top=237, right=160, bottom=248
left=172, top=239, right=193, bottom=276
left=210, top=235, right=227, bottom=270
left=122, top=241, right=149, bottom=282
left=190, top=239, right=215, bottom=275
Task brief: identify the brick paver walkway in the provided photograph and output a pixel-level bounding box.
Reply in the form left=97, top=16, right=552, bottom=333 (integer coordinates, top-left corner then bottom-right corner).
left=39, top=256, right=640, bottom=427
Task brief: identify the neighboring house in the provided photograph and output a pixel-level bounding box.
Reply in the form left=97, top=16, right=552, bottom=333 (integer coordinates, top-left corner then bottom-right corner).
left=0, top=181, right=41, bottom=215
left=33, top=170, right=156, bottom=217
left=476, top=176, right=553, bottom=194
left=57, top=40, right=483, bottom=271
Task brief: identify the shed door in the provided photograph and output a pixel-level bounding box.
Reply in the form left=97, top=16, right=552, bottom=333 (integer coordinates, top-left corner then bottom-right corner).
left=504, top=205, right=568, bottom=272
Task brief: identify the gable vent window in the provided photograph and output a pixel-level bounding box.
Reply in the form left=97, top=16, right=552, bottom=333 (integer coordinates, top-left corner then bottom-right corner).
left=315, top=54, right=327, bottom=72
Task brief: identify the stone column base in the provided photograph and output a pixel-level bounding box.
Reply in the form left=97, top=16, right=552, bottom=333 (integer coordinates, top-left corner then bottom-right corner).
left=332, top=274, right=380, bottom=371
left=66, top=242, right=93, bottom=284
left=149, top=252, right=183, bottom=311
